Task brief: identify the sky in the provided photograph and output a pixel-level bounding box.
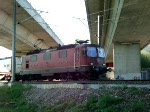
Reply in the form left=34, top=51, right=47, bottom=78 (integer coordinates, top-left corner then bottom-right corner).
left=28, top=0, right=90, bottom=45
left=0, top=46, right=12, bottom=58
left=0, top=0, right=90, bottom=58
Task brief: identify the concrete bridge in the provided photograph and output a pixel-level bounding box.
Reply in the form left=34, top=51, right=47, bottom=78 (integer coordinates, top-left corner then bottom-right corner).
left=85, top=0, right=150, bottom=79
left=0, top=0, right=63, bottom=56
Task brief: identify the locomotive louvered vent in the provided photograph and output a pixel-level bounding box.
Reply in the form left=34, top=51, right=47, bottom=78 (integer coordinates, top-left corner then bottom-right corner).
left=26, top=49, right=42, bottom=55
left=57, top=44, right=77, bottom=50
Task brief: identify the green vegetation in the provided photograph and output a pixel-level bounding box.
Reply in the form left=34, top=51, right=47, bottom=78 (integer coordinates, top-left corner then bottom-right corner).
left=47, top=101, right=86, bottom=112
left=0, top=85, right=149, bottom=112
left=0, top=84, right=38, bottom=112
left=84, top=96, right=123, bottom=112
left=127, top=87, right=143, bottom=95
left=141, top=51, right=150, bottom=68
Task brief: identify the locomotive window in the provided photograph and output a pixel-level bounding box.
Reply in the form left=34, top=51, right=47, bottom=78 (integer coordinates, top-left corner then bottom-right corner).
left=43, top=52, right=51, bottom=60
left=26, top=61, right=29, bottom=69
left=97, top=48, right=105, bottom=58
left=59, top=50, right=67, bottom=58
left=31, top=55, right=37, bottom=62
left=87, top=47, right=97, bottom=57
left=82, top=48, right=87, bottom=56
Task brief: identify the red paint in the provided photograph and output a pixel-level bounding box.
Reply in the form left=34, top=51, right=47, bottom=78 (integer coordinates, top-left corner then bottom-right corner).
left=22, top=44, right=106, bottom=74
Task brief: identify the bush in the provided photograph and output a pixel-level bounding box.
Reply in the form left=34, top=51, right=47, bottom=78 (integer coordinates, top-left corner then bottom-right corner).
left=66, top=104, right=86, bottom=112
left=97, top=95, right=123, bottom=108
left=131, top=102, right=145, bottom=112
left=128, top=87, right=143, bottom=95
left=141, top=51, right=150, bottom=68
left=84, top=95, right=124, bottom=112
left=86, top=96, right=98, bottom=111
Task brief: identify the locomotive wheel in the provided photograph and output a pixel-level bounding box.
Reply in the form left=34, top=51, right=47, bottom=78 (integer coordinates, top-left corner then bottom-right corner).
left=47, top=76, right=53, bottom=81
left=77, top=73, right=88, bottom=81
left=60, top=74, right=68, bottom=81
left=22, top=75, right=26, bottom=82
left=77, top=74, right=84, bottom=80
left=35, top=75, right=41, bottom=81
left=48, top=79, right=53, bottom=81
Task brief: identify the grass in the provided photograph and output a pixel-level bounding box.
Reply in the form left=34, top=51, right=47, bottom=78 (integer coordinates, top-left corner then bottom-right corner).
left=85, top=96, right=123, bottom=112
left=43, top=101, right=86, bottom=112
left=0, top=85, right=149, bottom=112
left=0, top=84, right=38, bottom=112
left=127, top=87, right=143, bottom=95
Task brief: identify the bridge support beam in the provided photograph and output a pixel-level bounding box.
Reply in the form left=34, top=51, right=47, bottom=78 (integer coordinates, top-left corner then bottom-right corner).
left=0, top=9, right=48, bottom=50
left=114, top=43, right=141, bottom=80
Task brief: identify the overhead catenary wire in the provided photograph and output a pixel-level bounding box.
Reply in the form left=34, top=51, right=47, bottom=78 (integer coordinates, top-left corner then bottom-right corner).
left=17, top=5, right=48, bottom=13
left=18, top=0, right=142, bottom=25
left=21, top=11, right=150, bottom=33
left=73, top=0, right=144, bottom=23
left=88, top=0, right=143, bottom=16
left=0, top=24, right=47, bottom=50
left=16, top=0, right=144, bottom=30
left=17, top=11, right=43, bottom=24
left=14, top=0, right=150, bottom=45
left=96, top=12, right=150, bottom=27
left=22, top=19, right=59, bottom=27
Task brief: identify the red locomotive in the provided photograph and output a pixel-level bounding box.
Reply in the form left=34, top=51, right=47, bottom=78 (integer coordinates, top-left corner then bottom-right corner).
left=20, top=42, right=110, bottom=81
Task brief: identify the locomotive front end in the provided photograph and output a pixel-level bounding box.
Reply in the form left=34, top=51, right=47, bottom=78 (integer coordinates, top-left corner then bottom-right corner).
left=86, top=46, right=111, bottom=79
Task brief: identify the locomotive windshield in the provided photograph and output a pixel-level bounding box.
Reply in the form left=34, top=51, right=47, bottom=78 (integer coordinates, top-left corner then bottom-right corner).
left=87, top=47, right=97, bottom=57
left=97, top=47, right=105, bottom=58
left=87, top=47, right=105, bottom=58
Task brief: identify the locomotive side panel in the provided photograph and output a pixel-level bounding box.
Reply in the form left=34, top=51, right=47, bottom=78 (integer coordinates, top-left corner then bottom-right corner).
left=57, top=48, right=75, bottom=71
left=21, top=48, right=77, bottom=75
left=21, top=55, right=32, bottom=74
left=30, top=55, right=38, bottom=70
left=50, top=48, right=75, bottom=73
left=20, top=44, right=110, bottom=81
left=36, top=53, right=43, bottom=70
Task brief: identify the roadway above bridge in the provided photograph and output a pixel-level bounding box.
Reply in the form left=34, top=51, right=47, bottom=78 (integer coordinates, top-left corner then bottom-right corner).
left=0, top=0, right=63, bottom=56
left=85, top=0, right=150, bottom=79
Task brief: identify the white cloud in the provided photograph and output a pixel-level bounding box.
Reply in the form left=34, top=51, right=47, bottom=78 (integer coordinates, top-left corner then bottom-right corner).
left=0, top=46, right=12, bottom=58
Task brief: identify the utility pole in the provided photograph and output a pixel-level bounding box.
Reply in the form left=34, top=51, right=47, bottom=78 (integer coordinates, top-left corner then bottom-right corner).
left=97, top=15, right=101, bottom=46
left=11, top=0, right=17, bottom=82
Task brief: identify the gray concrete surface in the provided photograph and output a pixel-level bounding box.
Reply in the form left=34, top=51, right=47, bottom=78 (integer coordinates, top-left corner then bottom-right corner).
left=114, top=43, right=141, bottom=79
left=85, top=0, right=150, bottom=79
left=85, top=0, right=150, bottom=62
left=26, top=83, right=150, bottom=89
left=0, top=0, right=63, bottom=56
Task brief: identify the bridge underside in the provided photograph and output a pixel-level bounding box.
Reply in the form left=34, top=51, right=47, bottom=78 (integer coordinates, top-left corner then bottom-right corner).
left=85, top=0, right=150, bottom=62
left=0, top=0, right=63, bottom=56
left=85, top=0, right=150, bottom=79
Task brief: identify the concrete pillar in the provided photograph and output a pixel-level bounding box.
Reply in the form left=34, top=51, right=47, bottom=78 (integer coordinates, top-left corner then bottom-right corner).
left=114, top=43, right=141, bottom=80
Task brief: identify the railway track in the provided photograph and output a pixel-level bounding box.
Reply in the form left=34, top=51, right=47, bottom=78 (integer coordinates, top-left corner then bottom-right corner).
left=19, top=80, right=150, bottom=89
left=21, top=80, right=150, bottom=84
left=1, top=80, right=150, bottom=88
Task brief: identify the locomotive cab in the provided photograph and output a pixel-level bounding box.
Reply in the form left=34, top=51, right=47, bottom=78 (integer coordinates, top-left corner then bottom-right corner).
left=80, top=45, right=110, bottom=79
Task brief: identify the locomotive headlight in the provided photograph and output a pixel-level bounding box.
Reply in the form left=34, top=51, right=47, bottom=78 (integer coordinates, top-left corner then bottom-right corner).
left=90, top=63, right=93, bottom=65
left=102, top=64, right=106, bottom=66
